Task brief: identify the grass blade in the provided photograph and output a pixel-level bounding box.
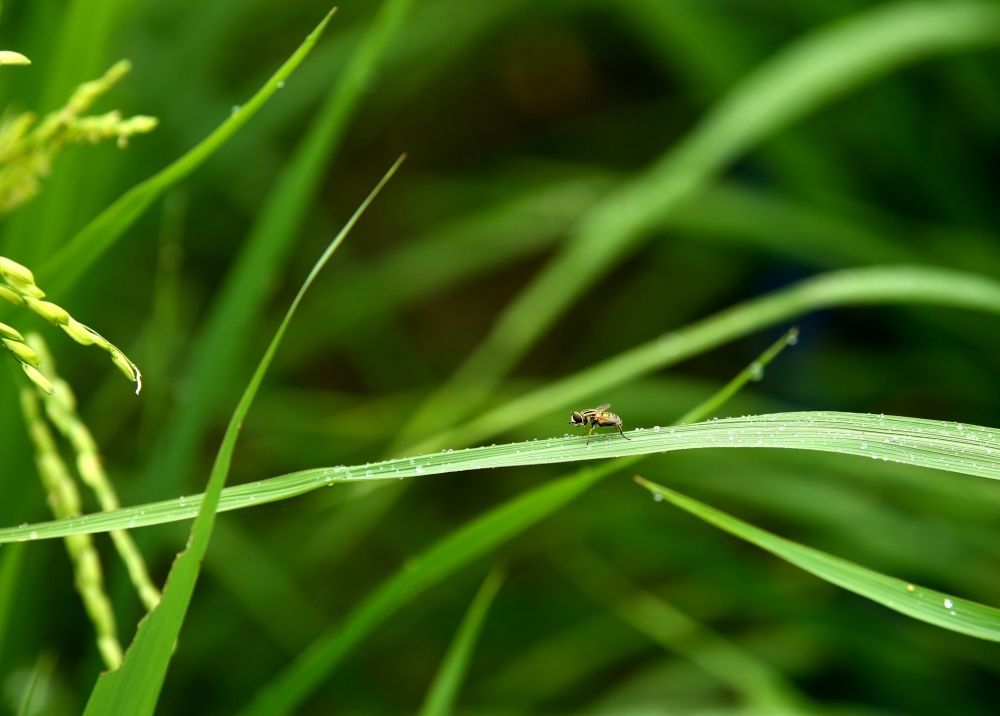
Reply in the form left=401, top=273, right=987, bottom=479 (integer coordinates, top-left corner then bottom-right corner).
left=392, top=1, right=1000, bottom=447
left=239, top=466, right=610, bottom=716
left=37, top=8, right=337, bottom=297
left=80, top=156, right=404, bottom=715
left=676, top=327, right=798, bottom=425
left=5, top=410, right=997, bottom=543
left=634, top=477, right=1000, bottom=642
left=415, top=265, right=1000, bottom=452
left=147, top=0, right=413, bottom=497
left=16, top=652, right=55, bottom=716
left=418, top=568, right=505, bottom=716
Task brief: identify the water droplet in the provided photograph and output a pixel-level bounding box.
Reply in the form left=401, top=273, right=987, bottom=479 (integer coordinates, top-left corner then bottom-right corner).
left=29, top=531, right=37, bottom=540
left=652, top=425, right=661, bottom=432
left=749, top=361, right=764, bottom=382
left=415, top=465, right=424, bottom=474
left=652, top=492, right=663, bottom=502
left=944, top=598, right=954, bottom=609
left=786, top=329, right=799, bottom=346
left=276, top=80, right=285, bottom=89
left=365, top=470, right=372, bottom=477
left=906, top=584, right=915, bottom=592
left=860, top=443, right=868, bottom=450
left=230, top=104, right=241, bottom=115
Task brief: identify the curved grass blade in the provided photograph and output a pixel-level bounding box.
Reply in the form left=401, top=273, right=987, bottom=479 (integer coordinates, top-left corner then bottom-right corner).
left=414, top=265, right=1000, bottom=452
left=81, top=156, right=404, bottom=716
left=5, top=411, right=998, bottom=544
left=634, top=477, right=1000, bottom=642
left=391, top=1, right=1000, bottom=448
left=147, top=0, right=413, bottom=497
left=238, top=466, right=609, bottom=716
left=418, top=568, right=505, bottom=716
left=676, top=327, right=798, bottom=425
left=37, top=8, right=337, bottom=297
left=16, top=652, right=55, bottom=716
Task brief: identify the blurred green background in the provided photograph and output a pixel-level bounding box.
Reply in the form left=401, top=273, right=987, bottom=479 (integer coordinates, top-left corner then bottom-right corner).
left=1, top=0, right=999, bottom=713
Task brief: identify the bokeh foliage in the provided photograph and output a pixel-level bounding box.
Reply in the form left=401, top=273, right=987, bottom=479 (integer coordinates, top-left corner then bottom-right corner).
left=0, top=1, right=999, bottom=714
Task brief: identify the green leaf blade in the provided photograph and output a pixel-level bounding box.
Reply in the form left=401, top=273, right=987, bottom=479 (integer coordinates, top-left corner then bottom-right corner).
left=635, top=477, right=1000, bottom=642
left=147, top=0, right=414, bottom=498
left=418, top=568, right=505, bottom=716
left=80, top=145, right=401, bottom=715
left=38, top=8, right=338, bottom=297
left=5, top=411, right=998, bottom=545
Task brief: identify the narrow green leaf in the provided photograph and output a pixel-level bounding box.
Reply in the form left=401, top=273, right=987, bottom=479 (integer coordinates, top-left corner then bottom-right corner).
left=635, top=477, right=1000, bottom=642
left=5, top=411, right=998, bottom=544
left=418, top=568, right=505, bottom=716
left=38, top=8, right=338, bottom=297
left=16, top=652, right=55, bottom=716
left=81, top=155, right=404, bottom=715
left=675, top=326, right=798, bottom=425
left=416, top=265, right=1000, bottom=452
left=238, top=466, right=609, bottom=716
left=147, top=0, right=413, bottom=497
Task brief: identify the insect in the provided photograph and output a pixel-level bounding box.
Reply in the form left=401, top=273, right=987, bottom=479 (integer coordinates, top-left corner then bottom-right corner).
left=569, top=403, right=631, bottom=444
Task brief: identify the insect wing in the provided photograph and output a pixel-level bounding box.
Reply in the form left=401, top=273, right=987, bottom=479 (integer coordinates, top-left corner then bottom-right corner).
left=592, top=403, right=611, bottom=412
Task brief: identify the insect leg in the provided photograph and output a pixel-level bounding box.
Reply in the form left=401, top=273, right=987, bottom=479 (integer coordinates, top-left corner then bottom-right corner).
left=586, top=424, right=594, bottom=444
left=616, top=423, right=630, bottom=440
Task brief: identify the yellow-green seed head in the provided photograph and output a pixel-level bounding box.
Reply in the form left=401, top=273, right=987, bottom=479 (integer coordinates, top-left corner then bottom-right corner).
left=0, top=322, right=23, bottom=341
left=125, top=115, right=158, bottom=133
left=22, top=364, right=54, bottom=393
left=109, top=347, right=138, bottom=385
left=37, top=453, right=65, bottom=484
left=0, top=286, right=24, bottom=305
left=77, top=452, right=103, bottom=480
left=51, top=379, right=77, bottom=412
left=4, top=337, right=40, bottom=366
left=63, top=318, right=103, bottom=346
left=18, top=283, right=45, bottom=299
left=0, top=51, right=31, bottom=66
left=26, top=298, right=70, bottom=325
left=0, top=256, right=35, bottom=286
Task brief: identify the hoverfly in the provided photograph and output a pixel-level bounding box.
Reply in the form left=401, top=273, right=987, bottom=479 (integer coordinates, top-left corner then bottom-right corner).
left=569, top=403, right=630, bottom=444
